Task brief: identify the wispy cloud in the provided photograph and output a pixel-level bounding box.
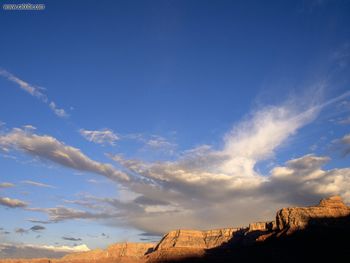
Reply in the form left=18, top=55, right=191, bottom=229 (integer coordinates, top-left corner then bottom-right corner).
left=0, top=182, right=14, bottom=188
left=143, top=135, right=177, bottom=155
left=28, top=206, right=119, bottom=222
left=15, top=228, right=28, bottom=234
left=0, top=197, right=27, bottom=208
left=49, top=102, right=68, bottom=118
left=333, top=133, right=350, bottom=156
left=0, top=128, right=129, bottom=182
left=26, top=218, right=53, bottom=225
left=30, top=225, right=46, bottom=232
left=86, top=93, right=350, bottom=233
left=79, top=129, right=119, bottom=146
left=21, top=180, right=55, bottom=189
left=62, top=236, right=82, bottom=241
left=338, top=116, right=350, bottom=124
left=0, top=69, right=68, bottom=118
left=4, top=92, right=350, bottom=235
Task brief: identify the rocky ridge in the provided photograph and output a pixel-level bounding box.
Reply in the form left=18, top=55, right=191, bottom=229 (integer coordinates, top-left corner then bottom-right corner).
left=1, top=196, right=349, bottom=263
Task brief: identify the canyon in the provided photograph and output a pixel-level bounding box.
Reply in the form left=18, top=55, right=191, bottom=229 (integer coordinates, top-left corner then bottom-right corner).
left=1, top=196, right=349, bottom=262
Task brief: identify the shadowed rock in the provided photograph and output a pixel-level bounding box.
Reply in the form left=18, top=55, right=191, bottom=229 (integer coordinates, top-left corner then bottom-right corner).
left=1, top=196, right=349, bottom=263
left=276, top=196, right=350, bottom=233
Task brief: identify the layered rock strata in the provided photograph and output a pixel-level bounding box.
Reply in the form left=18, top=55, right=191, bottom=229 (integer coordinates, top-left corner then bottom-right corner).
left=1, top=196, right=349, bottom=263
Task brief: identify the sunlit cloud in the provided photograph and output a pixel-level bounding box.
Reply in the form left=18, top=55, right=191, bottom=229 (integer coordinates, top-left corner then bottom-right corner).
left=3, top=92, right=350, bottom=236
left=0, top=128, right=129, bottom=181
left=0, top=197, right=28, bottom=208
left=0, top=183, right=14, bottom=188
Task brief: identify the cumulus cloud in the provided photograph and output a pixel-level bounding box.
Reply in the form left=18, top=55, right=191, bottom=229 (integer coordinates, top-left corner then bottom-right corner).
left=0, top=128, right=129, bottom=181
left=0, top=243, right=89, bottom=259
left=39, top=102, right=318, bottom=233
left=0, top=69, right=68, bottom=118
left=79, top=129, right=119, bottom=146
left=98, top=153, right=349, bottom=234
left=21, top=180, right=55, bottom=189
left=0, top=197, right=27, bottom=208
left=267, top=154, right=350, bottom=203
left=100, top=97, right=349, bottom=233
left=5, top=93, right=350, bottom=235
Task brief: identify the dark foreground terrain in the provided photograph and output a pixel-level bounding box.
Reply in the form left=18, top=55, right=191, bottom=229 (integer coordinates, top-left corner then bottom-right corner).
left=1, top=196, right=349, bottom=263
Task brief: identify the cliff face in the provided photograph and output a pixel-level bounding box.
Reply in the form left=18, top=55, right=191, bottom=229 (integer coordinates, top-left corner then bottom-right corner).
left=276, top=196, right=350, bottom=233
left=1, top=196, right=349, bottom=263
left=153, top=228, right=243, bottom=250
left=146, top=196, right=350, bottom=262
left=61, top=243, right=155, bottom=262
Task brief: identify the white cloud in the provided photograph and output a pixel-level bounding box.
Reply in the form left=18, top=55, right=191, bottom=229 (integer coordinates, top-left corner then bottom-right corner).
left=144, top=135, right=177, bottom=155
left=34, top=244, right=89, bottom=252
left=4, top=93, right=350, bottom=236
left=268, top=154, right=350, bottom=203
left=21, top=180, right=55, bottom=189
left=0, top=69, right=68, bottom=118
left=0, top=69, right=47, bottom=100
left=0, top=128, right=129, bottom=182
left=49, top=102, right=68, bottom=118
left=0, top=197, right=28, bottom=208
left=79, top=129, right=119, bottom=146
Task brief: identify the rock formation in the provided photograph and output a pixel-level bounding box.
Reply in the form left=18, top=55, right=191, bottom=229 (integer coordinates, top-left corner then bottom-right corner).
left=1, top=196, right=349, bottom=263
left=63, top=242, right=154, bottom=259
left=276, top=195, right=350, bottom=233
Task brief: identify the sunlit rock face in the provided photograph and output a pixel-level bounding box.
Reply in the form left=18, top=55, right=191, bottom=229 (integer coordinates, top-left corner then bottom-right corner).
left=1, top=196, right=349, bottom=263
left=276, top=196, right=350, bottom=233
left=61, top=242, right=155, bottom=262
left=153, top=227, right=244, bottom=250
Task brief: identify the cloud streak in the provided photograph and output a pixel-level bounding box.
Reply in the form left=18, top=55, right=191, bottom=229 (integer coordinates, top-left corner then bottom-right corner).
left=28, top=206, right=119, bottom=222
left=0, top=183, right=14, bottom=188
left=62, top=236, right=82, bottom=241
left=79, top=129, right=119, bottom=146
left=21, top=180, right=55, bottom=189
left=0, top=128, right=129, bottom=182
left=0, top=69, right=68, bottom=118
left=0, top=197, right=27, bottom=208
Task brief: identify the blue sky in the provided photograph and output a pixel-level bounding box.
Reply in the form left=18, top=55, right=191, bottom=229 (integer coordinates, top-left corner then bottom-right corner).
left=1, top=0, right=350, bottom=258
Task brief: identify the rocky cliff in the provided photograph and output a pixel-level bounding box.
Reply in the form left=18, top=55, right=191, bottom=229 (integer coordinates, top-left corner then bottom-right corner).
left=276, top=195, right=350, bottom=233
left=1, top=196, right=349, bottom=263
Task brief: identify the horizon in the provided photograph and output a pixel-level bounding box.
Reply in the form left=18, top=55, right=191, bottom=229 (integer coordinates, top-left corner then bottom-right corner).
left=1, top=0, right=350, bottom=258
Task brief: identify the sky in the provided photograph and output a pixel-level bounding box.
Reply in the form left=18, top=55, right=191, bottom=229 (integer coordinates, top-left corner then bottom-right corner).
left=1, top=0, right=350, bottom=258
